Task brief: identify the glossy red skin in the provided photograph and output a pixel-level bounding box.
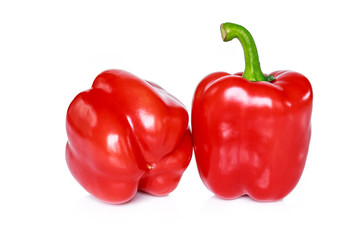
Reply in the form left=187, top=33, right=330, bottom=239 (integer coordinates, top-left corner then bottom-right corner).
left=66, top=70, right=192, bottom=204
left=192, top=70, right=313, bottom=201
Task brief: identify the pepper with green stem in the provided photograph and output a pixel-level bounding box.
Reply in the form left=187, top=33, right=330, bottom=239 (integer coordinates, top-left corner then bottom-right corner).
left=192, top=22, right=313, bottom=201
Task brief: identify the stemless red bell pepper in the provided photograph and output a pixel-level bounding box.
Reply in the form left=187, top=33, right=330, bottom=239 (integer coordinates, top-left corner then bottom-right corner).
left=66, top=69, right=192, bottom=204
left=192, top=23, right=313, bottom=201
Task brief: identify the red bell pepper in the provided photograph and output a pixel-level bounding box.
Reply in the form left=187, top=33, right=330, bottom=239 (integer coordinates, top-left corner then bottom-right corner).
left=66, top=70, right=192, bottom=204
left=192, top=23, right=313, bottom=201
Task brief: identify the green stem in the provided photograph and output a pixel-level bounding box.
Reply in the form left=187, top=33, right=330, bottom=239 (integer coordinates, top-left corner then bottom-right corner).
left=220, top=23, right=274, bottom=82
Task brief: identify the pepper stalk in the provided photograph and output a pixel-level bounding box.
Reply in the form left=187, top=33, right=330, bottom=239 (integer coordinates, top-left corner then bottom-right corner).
left=220, top=22, right=275, bottom=82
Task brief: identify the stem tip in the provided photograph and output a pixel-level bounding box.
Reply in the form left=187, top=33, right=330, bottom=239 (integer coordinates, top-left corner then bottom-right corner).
left=220, top=24, right=226, bottom=41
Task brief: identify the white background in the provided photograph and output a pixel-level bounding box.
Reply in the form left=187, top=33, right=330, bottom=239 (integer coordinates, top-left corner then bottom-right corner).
left=1, top=0, right=359, bottom=239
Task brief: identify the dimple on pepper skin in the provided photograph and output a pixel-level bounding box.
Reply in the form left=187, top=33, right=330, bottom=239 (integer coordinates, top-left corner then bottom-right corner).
left=191, top=23, right=313, bottom=201
left=66, top=69, right=192, bottom=204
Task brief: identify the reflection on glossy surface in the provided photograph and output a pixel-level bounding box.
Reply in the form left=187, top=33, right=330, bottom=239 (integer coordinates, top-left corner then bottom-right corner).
left=302, top=90, right=312, bottom=101
left=256, top=168, right=270, bottom=189
left=251, top=96, right=272, bottom=108
left=224, top=86, right=248, bottom=102
left=107, top=133, right=120, bottom=153
left=219, top=122, right=233, bottom=139
left=224, top=86, right=272, bottom=107
left=70, top=98, right=97, bottom=128
left=137, top=109, right=155, bottom=130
